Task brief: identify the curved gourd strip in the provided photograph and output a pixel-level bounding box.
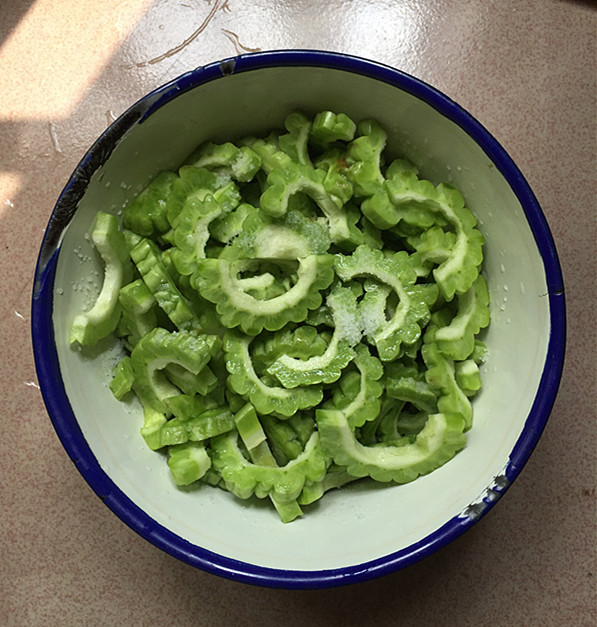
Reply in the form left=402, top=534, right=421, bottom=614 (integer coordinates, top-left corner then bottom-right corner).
left=316, top=408, right=466, bottom=483
left=170, top=194, right=223, bottom=275
left=334, top=245, right=438, bottom=361
left=117, top=279, right=158, bottom=350
left=164, top=362, right=218, bottom=397
left=310, top=111, right=357, bottom=149
left=221, top=207, right=331, bottom=261
left=70, top=212, right=133, bottom=346
left=384, top=170, right=484, bottom=300
left=454, top=359, right=483, bottom=397
left=251, top=325, right=329, bottom=373
left=234, top=272, right=275, bottom=293
left=193, top=254, right=335, bottom=335
left=266, top=287, right=361, bottom=388
left=259, top=160, right=353, bottom=243
left=345, top=119, right=387, bottom=197
left=187, top=142, right=261, bottom=182
left=166, top=165, right=240, bottom=228
left=422, top=340, right=473, bottom=430
left=433, top=274, right=490, bottom=360
left=135, top=389, right=168, bottom=451
left=159, top=406, right=235, bottom=447
left=130, top=238, right=203, bottom=333
left=240, top=133, right=290, bottom=174
left=163, top=392, right=220, bottom=419
left=360, top=160, right=446, bottom=231
left=359, top=161, right=484, bottom=300
left=209, top=203, right=256, bottom=244
left=313, top=148, right=354, bottom=206
left=161, top=247, right=224, bottom=336
left=233, top=404, right=303, bottom=521
left=384, top=361, right=438, bottom=415
left=130, top=327, right=221, bottom=414
left=223, top=330, right=323, bottom=417
left=231, top=261, right=294, bottom=303
left=324, top=343, right=385, bottom=429
left=278, top=111, right=312, bottom=167
left=109, top=356, right=134, bottom=400
left=168, top=441, right=212, bottom=486
left=211, top=428, right=328, bottom=505
left=123, top=171, right=178, bottom=236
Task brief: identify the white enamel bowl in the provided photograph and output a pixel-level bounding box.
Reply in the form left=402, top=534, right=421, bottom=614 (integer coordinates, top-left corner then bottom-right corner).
left=32, top=51, right=565, bottom=589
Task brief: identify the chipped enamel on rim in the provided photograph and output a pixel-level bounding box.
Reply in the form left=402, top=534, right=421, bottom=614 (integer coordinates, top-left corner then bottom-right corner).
left=31, top=50, right=565, bottom=589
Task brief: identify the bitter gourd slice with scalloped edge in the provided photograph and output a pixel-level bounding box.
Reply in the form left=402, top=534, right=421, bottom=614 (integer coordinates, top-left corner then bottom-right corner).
left=70, top=211, right=133, bottom=346
left=323, top=343, right=385, bottom=429
left=432, top=274, right=490, bottom=360
left=266, top=286, right=361, bottom=388
left=211, top=425, right=328, bottom=507
left=193, top=254, right=335, bottom=335
left=130, top=327, right=221, bottom=415
left=316, top=409, right=466, bottom=483
left=223, top=330, right=323, bottom=417
left=334, top=245, right=438, bottom=361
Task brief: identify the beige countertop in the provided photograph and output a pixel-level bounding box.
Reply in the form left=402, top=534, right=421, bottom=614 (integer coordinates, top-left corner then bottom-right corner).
left=1, top=0, right=595, bottom=624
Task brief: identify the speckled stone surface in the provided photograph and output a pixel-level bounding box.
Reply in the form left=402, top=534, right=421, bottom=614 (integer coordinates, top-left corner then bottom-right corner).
left=0, top=0, right=595, bottom=624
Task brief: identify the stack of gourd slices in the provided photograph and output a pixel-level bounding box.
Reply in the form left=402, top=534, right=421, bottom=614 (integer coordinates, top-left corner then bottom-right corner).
left=70, top=110, right=490, bottom=522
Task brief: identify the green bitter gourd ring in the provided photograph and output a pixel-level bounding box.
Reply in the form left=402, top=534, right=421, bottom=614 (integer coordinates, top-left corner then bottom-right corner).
left=334, top=245, right=438, bottom=361
left=193, top=254, right=335, bottom=335
left=223, top=330, right=323, bottom=417
left=266, top=286, right=362, bottom=388
left=316, top=408, right=466, bottom=484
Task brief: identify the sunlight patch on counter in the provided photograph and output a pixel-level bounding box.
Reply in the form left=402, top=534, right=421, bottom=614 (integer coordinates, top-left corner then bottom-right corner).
left=0, top=0, right=152, bottom=120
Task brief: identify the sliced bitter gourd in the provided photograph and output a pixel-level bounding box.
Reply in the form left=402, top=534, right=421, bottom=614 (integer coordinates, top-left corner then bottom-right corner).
left=310, top=110, right=357, bottom=149
left=345, top=119, right=387, bottom=197
left=422, top=340, right=473, bottom=430
left=278, top=111, right=312, bottom=167
left=334, top=245, right=438, bottom=361
left=431, top=274, right=490, bottom=360
left=223, top=330, right=323, bottom=417
left=259, top=160, right=353, bottom=243
left=323, top=343, right=385, bottom=429
left=123, top=171, right=178, bottom=237
left=193, top=254, right=335, bottom=335
left=116, top=279, right=159, bottom=351
left=168, top=441, right=212, bottom=486
left=158, top=406, right=235, bottom=447
left=211, top=419, right=328, bottom=508
left=232, top=403, right=303, bottom=522
left=170, top=193, right=223, bottom=275
left=129, top=238, right=204, bottom=333
left=316, top=408, right=466, bottom=483
left=220, top=207, right=331, bottom=261
left=70, top=211, right=133, bottom=346
left=130, top=327, right=221, bottom=414
left=266, top=286, right=361, bottom=388
left=454, top=359, right=483, bottom=397
left=358, top=162, right=484, bottom=300
left=186, top=142, right=261, bottom=182
left=166, top=165, right=240, bottom=228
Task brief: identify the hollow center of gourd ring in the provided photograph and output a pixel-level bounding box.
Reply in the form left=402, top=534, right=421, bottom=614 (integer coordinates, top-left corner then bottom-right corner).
left=237, top=259, right=300, bottom=299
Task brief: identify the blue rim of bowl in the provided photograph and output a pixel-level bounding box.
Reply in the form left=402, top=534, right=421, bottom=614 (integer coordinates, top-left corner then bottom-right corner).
left=31, top=49, right=566, bottom=589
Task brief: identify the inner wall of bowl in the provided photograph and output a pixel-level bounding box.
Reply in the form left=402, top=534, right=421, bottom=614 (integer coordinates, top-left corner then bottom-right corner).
left=53, top=65, right=550, bottom=572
